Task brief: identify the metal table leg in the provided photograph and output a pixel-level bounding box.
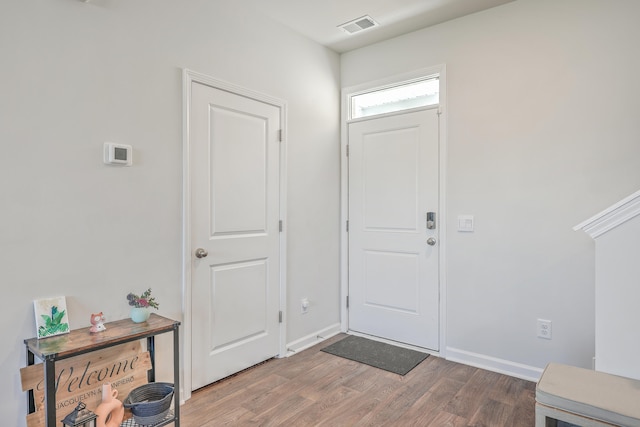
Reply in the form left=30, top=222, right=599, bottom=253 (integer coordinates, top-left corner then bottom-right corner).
left=44, top=358, right=56, bottom=427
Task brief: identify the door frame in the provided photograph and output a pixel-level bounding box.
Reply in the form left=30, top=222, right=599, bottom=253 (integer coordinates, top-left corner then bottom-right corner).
left=340, top=65, right=447, bottom=356
left=182, top=69, right=288, bottom=401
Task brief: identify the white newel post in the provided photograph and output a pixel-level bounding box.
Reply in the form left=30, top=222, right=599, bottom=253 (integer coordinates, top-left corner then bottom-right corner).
left=574, top=189, right=640, bottom=380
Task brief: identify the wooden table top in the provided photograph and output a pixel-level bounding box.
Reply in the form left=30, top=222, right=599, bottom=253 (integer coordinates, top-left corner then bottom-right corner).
left=24, top=313, right=180, bottom=361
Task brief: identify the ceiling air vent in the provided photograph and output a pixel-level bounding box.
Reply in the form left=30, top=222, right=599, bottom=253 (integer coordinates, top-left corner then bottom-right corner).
left=338, top=15, right=379, bottom=35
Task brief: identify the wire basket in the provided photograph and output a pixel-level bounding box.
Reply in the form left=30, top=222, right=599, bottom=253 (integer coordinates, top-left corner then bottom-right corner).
left=123, top=382, right=174, bottom=425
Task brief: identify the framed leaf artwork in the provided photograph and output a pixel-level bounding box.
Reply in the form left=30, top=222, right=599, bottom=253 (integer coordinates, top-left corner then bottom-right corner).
left=34, top=296, right=70, bottom=339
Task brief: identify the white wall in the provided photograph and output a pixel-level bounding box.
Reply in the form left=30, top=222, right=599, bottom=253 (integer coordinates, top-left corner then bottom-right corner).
left=0, top=0, right=340, bottom=424
left=342, top=0, right=640, bottom=378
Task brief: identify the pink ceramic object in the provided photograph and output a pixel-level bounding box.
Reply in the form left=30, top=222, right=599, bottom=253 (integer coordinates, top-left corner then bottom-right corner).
left=89, top=312, right=106, bottom=333
left=95, top=382, right=124, bottom=427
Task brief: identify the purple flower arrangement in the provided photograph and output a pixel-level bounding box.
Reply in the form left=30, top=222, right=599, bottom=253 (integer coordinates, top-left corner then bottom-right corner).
left=126, top=288, right=159, bottom=309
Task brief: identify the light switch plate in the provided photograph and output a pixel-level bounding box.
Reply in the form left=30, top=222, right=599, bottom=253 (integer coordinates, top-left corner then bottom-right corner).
left=458, top=215, right=474, bottom=232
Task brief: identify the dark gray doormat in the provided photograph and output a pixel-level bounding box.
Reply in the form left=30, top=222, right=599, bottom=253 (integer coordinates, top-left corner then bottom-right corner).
left=320, top=335, right=429, bottom=375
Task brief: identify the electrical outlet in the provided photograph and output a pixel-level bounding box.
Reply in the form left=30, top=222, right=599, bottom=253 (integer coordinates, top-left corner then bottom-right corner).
left=301, top=298, right=309, bottom=314
left=537, top=319, right=552, bottom=339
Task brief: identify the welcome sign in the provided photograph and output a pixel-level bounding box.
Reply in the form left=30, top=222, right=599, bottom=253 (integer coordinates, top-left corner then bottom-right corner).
left=21, top=341, right=151, bottom=427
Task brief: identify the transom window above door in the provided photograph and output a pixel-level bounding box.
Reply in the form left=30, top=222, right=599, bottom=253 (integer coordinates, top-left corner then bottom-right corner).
left=349, top=75, right=439, bottom=120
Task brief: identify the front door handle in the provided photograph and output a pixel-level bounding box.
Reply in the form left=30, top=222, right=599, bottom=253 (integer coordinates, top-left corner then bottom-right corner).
left=195, top=248, right=208, bottom=258
left=427, top=237, right=437, bottom=246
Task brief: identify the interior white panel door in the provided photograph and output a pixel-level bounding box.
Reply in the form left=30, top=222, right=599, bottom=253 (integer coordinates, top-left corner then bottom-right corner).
left=190, top=81, right=281, bottom=389
left=348, top=108, right=439, bottom=350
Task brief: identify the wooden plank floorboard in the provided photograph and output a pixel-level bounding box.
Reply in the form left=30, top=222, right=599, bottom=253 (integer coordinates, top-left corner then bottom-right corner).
left=395, top=377, right=467, bottom=425
left=503, top=381, right=536, bottom=427
left=427, top=411, right=471, bottom=427
left=284, top=386, right=360, bottom=426
left=468, top=398, right=515, bottom=427
left=180, top=334, right=536, bottom=426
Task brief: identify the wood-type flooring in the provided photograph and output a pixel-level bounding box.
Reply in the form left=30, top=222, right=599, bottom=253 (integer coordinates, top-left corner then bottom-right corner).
left=180, top=334, right=536, bottom=426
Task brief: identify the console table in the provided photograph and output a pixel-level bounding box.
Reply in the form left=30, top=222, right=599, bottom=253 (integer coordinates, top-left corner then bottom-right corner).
left=24, top=313, right=180, bottom=427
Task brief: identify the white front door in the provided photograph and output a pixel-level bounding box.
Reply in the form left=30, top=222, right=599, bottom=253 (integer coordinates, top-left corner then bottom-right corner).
left=348, top=108, right=440, bottom=350
left=190, top=80, right=282, bottom=390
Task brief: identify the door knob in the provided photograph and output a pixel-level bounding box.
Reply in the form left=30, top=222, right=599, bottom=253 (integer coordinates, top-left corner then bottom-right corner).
left=426, top=237, right=437, bottom=246
left=195, top=248, right=208, bottom=258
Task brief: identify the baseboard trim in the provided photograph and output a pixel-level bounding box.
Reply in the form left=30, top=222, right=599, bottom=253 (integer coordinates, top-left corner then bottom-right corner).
left=284, top=323, right=342, bottom=356
left=446, top=347, right=543, bottom=382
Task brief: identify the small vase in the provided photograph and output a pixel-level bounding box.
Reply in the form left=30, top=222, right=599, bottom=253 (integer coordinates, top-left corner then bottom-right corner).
left=95, top=382, right=124, bottom=427
left=130, top=307, right=150, bottom=323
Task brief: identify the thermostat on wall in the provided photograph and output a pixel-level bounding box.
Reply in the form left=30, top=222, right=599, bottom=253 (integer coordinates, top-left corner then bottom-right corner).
left=104, top=142, right=132, bottom=166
